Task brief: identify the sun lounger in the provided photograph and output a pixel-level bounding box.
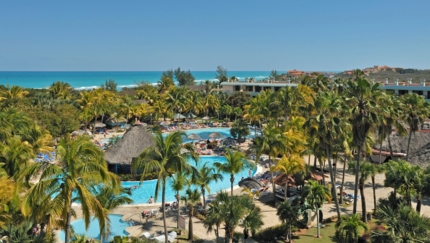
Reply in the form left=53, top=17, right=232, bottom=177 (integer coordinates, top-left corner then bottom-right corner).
left=151, top=231, right=177, bottom=243
left=151, top=209, right=159, bottom=218
left=141, top=232, right=152, bottom=238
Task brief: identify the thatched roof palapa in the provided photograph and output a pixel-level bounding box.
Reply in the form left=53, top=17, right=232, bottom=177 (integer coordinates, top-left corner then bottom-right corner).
left=105, top=124, right=155, bottom=165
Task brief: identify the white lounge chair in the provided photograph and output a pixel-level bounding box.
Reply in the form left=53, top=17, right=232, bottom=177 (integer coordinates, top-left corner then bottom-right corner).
left=140, top=231, right=154, bottom=239
left=151, top=231, right=177, bottom=243
left=151, top=209, right=159, bottom=218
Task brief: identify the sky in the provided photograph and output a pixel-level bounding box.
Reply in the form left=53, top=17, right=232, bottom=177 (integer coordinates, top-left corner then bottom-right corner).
left=1, top=0, right=430, bottom=71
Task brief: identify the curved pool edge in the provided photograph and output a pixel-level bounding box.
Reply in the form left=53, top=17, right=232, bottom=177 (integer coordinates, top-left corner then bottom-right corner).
left=70, top=159, right=265, bottom=208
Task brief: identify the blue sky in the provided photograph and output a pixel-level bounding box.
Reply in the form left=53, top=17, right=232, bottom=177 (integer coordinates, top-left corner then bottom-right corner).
left=1, top=1, right=429, bottom=71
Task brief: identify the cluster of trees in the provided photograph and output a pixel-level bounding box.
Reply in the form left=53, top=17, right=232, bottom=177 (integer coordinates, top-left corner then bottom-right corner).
left=132, top=132, right=257, bottom=243
left=2, top=67, right=430, bottom=242
left=0, top=108, right=133, bottom=243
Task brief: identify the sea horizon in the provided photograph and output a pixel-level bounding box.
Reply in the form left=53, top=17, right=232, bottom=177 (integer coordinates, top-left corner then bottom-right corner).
left=0, top=70, right=341, bottom=90
left=0, top=70, right=275, bottom=90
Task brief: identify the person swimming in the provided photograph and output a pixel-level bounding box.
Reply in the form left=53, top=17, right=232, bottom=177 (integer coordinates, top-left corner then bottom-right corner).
left=148, top=196, right=154, bottom=204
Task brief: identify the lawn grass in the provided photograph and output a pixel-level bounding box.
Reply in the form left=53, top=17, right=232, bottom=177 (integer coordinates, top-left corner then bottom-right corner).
left=292, top=223, right=337, bottom=243
left=174, top=229, right=202, bottom=243
left=271, top=219, right=376, bottom=243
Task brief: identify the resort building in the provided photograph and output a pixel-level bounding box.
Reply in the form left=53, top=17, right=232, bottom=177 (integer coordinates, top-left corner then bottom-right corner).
left=221, top=77, right=430, bottom=101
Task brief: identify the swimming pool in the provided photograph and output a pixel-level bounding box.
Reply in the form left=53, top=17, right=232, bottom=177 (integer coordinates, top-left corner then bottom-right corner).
left=163, top=127, right=259, bottom=143
left=58, top=214, right=129, bottom=243
left=124, top=155, right=256, bottom=204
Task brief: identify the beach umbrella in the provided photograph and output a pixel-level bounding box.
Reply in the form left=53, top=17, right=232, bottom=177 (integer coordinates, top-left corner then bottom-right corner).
left=187, top=133, right=201, bottom=141
left=173, top=113, right=186, bottom=119
left=202, top=116, right=211, bottom=120
left=238, top=178, right=263, bottom=189
left=186, top=113, right=197, bottom=118
left=209, top=132, right=223, bottom=139
left=160, top=121, right=170, bottom=126
left=93, top=122, right=106, bottom=128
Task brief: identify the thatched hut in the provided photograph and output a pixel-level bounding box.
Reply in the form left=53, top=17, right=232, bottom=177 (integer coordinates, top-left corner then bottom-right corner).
left=105, top=124, right=155, bottom=174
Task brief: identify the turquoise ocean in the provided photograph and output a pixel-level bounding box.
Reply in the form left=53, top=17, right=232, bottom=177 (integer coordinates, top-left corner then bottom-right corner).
left=0, top=71, right=271, bottom=89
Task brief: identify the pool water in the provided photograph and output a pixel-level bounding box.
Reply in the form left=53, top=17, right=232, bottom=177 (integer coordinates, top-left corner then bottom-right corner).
left=58, top=214, right=129, bottom=243
left=124, top=155, right=256, bottom=204
left=163, top=127, right=259, bottom=143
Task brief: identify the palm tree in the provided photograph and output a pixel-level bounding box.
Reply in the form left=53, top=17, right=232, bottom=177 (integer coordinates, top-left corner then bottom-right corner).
left=242, top=203, right=264, bottom=243
left=230, top=118, right=250, bottom=144
left=192, top=162, right=223, bottom=209
left=204, top=192, right=263, bottom=243
left=255, top=123, right=286, bottom=200
left=411, top=165, right=425, bottom=213
left=215, top=66, right=228, bottom=85
left=377, top=94, right=407, bottom=159
left=93, top=186, right=133, bottom=242
left=202, top=93, right=219, bottom=116
left=184, top=91, right=203, bottom=118
left=21, top=135, right=118, bottom=243
left=170, top=172, right=188, bottom=229
left=271, top=154, right=305, bottom=201
left=181, top=188, right=201, bottom=241
left=132, top=132, right=199, bottom=243
left=302, top=180, right=331, bottom=238
left=152, top=99, right=170, bottom=121
left=306, top=91, right=348, bottom=220
left=0, top=137, right=35, bottom=179
left=232, top=107, right=243, bottom=121
left=348, top=160, right=374, bottom=222
left=335, top=214, right=368, bottom=243
left=401, top=93, right=430, bottom=161
left=384, top=160, right=414, bottom=205
left=376, top=203, right=430, bottom=242
left=215, top=149, right=254, bottom=196
left=203, top=197, right=223, bottom=243
left=345, top=72, right=382, bottom=214
left=48, top=81, right=73, bottom=100
left=277, top=201, right=300, bottom=242
left=0, top=85, right=29, bottom=101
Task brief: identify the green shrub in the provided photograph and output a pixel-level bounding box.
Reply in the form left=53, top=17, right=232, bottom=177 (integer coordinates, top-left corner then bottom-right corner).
left=195, top=212, right=206, bottom=221
left=253, top=224, right=287, bottom=240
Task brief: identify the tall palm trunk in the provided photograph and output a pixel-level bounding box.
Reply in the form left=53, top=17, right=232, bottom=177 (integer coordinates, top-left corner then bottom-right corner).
left=359, top=181, right=367, bottom=223
left=308, top=154, right=311, bottom=165
left=318, top=157, right=325, bottom=185
left=64, top=198, right=73, bottom=243
left=201, top=187, right=206, bottom=209
left=316, top=204, right=320, bottom=238
left=353, top=145, right=362, bottom=214
left=188, top=206, right=194, bottom=241
left=379, top=142, right=383, bottom=164
left=388, top=131, right=394, bottom=159
left=406, top=130, right=413, bottom=161
left=339, top=156, right=347, bottom=204
left=326, top=147, right=341, bottom=220
left=284, top=180, right=288, bottom=201
left=230, top=174, right=234, bottom=197
left=371, top=176, right=377, bottom=212
left=162, top=185, right=168, bottom=243
left=416, top=193, right=422, bottom=213
left=269, top=153, right=276, bottom=201
left=176, top=193, right=180, bottom=229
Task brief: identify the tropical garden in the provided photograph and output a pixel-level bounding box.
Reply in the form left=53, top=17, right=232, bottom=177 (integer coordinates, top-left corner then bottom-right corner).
left=1, top=67, right=430, bottom=243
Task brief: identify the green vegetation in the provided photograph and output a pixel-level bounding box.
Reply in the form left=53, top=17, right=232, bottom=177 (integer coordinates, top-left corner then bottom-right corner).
left=3, top=68, right=430, bottom=242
